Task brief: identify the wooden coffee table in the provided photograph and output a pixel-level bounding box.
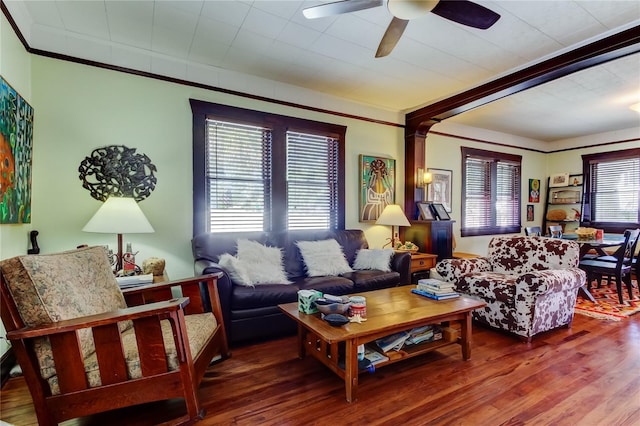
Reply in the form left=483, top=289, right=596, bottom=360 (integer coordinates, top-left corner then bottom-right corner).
left=279, top=286, right=486, bottom=402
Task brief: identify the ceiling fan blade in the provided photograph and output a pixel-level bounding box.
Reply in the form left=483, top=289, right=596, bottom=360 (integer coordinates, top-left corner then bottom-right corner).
left=431, top=0, right=500, bottom=30
left=303, top=0, right=384, bottom=19
left=375, top=17, right=409, bottom=58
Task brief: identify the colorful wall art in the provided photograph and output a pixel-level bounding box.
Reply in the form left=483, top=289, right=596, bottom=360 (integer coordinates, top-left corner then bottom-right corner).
left=359, top=154, right=395, bottom=222
left=1, top=76, right=34, bottom=224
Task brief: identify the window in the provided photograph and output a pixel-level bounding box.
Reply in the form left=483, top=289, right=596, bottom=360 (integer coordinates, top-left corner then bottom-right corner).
left=286, top=131, right=340, bottom=230
left=582, top=148, right=640, bottom=233
left=191, top=100, right=346, bottom=236
left=461, top=147, right=522, bottom=236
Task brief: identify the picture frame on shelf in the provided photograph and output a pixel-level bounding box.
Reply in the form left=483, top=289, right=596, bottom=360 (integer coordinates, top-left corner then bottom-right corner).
left=431, top=203, right=450, bottom=220
left=417, top=202, right=435, bottom=220
left=426, top=168, right=452, bottom=212
left=549, top=173, right=570, bottom=187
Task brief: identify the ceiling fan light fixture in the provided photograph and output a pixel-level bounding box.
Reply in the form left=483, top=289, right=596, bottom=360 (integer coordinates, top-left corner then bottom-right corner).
left=386, top=0, right=439, bottom=20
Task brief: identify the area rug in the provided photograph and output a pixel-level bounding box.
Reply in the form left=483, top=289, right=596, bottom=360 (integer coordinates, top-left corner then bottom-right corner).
left=574, top=280, right=640, bottom=321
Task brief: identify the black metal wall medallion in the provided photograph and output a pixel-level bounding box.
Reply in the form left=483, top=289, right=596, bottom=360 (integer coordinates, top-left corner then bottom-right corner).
left=79, top=145, right=157, bottom=201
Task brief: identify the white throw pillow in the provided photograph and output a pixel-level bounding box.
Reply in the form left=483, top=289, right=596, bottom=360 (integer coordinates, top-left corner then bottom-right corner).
left=353, top=249, right=394, bottom=272
left=218, top=253, right=252, bottom=286
left=236, top=239, right=291, bottom=285
left=296, top=239, right=353, bottom=277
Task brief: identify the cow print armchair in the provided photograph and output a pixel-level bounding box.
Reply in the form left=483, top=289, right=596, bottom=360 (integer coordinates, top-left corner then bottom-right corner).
left=436, top=236, right=586, bottom=342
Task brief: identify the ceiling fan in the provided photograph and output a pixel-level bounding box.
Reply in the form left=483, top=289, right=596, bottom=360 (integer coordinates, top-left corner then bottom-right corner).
left=303, top=0, right=500, bottom=58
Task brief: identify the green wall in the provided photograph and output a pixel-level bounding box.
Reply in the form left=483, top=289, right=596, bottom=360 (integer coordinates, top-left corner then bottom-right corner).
left=0, top=13, right=33, bottom=356
left=29, top=56, right=406, bottom=279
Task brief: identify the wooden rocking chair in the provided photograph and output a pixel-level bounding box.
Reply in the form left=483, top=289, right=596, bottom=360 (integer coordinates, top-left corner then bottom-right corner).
left=0, top=246, right=229, bottom=425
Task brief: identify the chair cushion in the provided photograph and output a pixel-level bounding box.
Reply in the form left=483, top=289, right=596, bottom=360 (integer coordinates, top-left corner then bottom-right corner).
left=488, top=236, right=580, bottom=274
left=0, top=246, right=128, bottom=379
left=46, top=312, right=216, bottom=395
left=456, top=272, right=518, bottom=306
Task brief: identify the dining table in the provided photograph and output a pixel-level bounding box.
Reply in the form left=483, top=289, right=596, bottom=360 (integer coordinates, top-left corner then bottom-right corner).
left=562, top=233, right=626, bottom=258
left=562, top=233, right=626, bottom=303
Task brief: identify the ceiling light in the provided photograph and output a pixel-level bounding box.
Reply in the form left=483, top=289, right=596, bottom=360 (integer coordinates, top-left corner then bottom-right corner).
left=630, top=102, right=640, bottom=112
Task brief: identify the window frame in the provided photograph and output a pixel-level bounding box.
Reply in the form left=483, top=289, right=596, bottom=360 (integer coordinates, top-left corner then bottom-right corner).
left=190, top=99, right=346, bottom=236
left=460, top=147, right=522, bottom=237
left=581, top=147, right=640, bottom=234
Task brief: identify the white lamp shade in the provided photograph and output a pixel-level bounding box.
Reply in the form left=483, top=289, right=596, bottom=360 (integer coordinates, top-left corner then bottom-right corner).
left=83, top=197, right=154, bottom=234
left=375, top=204, right=411, bottom=227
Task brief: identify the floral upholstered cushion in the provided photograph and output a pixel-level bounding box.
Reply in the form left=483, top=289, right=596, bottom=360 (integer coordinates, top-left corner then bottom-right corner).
left=46, top=312, right=217, bottom=395
left=0, top=246, right=128, bottom=380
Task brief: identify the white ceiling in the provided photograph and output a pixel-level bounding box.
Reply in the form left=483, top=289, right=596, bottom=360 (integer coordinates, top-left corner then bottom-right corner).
left=3, top=0, right=640, bottom=142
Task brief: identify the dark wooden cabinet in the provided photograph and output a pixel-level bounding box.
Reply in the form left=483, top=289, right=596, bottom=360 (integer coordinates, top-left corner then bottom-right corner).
left=399, top=220, right=454, bottom=261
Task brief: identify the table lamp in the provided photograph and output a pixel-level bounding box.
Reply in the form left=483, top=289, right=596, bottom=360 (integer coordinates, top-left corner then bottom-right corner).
left=376, top=204, right=411, bottom=248
left=82, top=196, right=154, bottom=272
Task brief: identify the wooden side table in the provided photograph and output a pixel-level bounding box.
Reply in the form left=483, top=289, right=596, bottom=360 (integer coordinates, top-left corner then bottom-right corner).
left=409, top=252, right=437, bottom=283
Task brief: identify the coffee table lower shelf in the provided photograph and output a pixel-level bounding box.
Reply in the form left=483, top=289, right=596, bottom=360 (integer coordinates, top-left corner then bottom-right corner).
left=301, top=327, right=459, bottom=378
left=279, top=287, right=485, bottom=402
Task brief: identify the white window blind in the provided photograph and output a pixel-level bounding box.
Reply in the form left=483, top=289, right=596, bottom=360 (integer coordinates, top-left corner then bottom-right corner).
left=463, top=157, right=491, bottom=228
left=286, top=132, right=339, bottom=230
left=205, top=119, right=271, bottom=232
left=589, top=156, right=640, bottom=222
left=462, top=147, right=521, bottom=236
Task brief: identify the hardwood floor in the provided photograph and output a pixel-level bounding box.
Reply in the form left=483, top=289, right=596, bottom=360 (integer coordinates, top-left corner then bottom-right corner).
left=1, top=312, right=639, bottom=426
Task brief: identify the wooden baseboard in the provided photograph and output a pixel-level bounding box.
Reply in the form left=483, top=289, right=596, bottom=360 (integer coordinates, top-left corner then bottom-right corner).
left=1, top=348, right=16, bottom=388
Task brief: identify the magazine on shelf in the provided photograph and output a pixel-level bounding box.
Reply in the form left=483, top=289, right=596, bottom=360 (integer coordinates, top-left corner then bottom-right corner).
left=364, top=345, right=389, bottom=365
left=375, top=331, right=410, bottom=353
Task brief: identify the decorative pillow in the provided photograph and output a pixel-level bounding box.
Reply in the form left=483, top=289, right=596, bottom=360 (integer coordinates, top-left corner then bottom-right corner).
left=296, top=239, right=353, bottom=277
left=353, top=249, right=394, bottom=272
left=236, top=239, right=290, bottom=285
left=218, top=253, right=252, bottom=286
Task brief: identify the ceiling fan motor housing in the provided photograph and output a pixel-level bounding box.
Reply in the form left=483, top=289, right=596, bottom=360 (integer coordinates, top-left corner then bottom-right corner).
left=387, top=0, right=439, bottom=20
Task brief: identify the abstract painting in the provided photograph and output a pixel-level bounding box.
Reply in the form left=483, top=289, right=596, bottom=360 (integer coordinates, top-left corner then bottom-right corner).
left=359, top=154, right=395, bottom=222
left=1, top=76, right=34, bottom=224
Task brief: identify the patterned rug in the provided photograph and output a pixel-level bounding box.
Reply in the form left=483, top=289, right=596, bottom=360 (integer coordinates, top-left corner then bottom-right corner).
left=574, top=280, right=640, bottom=321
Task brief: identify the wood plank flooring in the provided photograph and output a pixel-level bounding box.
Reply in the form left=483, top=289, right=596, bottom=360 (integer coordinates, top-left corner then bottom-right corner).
left=1, top=311, right=639, bottom=426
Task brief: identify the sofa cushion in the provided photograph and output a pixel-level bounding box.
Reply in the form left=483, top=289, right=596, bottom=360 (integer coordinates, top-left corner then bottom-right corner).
left=296, top=239, right=353, bottom=277
left=231, top=283, right=301, bottom=310
left=342, top=270, right=400, bottom=290
left=353, top=249, right=394, bottom=272
left=297, top=275, right=355, bottom=295
left=237, top=239, right=290, bottom=285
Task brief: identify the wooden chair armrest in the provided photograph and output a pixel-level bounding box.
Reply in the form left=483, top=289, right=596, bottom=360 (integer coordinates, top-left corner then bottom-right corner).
left=7, top=297, right=190, bottom=340
left=123, top=272, right=223, bottom=316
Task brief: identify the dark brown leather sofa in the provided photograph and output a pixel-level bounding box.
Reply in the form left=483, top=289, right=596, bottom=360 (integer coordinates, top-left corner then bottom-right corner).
left=192, top=229, right=411, bottom=344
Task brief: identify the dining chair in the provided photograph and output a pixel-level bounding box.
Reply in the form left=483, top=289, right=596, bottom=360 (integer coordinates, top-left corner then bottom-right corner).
left=579, top=229, right=639, bottom=304
left=524, top=226, right=542, bottom=236
left=548, top=225, right=563, bottom=238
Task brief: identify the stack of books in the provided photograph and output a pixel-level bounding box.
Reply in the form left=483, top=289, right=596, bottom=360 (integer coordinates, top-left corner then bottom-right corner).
left=412, top=278, right=460, bottom=300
